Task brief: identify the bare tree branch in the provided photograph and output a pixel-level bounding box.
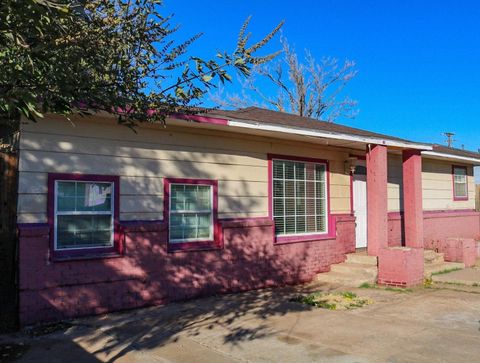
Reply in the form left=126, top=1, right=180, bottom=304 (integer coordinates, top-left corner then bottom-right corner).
left=211, top=37, right=358, bottom=123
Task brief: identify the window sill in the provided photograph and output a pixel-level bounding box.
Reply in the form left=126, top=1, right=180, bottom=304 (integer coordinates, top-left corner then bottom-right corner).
left=453, top=196, right=469, bottom=201
left=167, top=240, right=222, bottom=253
left=52, top=251, right=123, bottom=262
left=274, top=232, right=336, bottom=245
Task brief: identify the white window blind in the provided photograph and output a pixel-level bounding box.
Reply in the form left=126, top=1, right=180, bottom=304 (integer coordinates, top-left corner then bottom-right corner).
left=272, top=159, right=328, bottom=236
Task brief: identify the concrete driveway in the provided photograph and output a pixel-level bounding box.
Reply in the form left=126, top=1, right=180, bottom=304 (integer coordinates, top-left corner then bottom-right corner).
left=2, top=283, right=480, bottom=363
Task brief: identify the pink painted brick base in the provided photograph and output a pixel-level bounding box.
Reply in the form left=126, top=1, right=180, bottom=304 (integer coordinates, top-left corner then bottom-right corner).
left=429, top=238, right=476, bottom=268
left=18, top=214, right=355, bottom=326
left=388, top=209, right=480, bottom=267
left=377, top=247, right=424, bottom=287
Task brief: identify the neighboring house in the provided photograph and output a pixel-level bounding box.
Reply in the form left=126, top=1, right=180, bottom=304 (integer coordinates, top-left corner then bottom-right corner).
left=16, top=107, right=480, bottom=325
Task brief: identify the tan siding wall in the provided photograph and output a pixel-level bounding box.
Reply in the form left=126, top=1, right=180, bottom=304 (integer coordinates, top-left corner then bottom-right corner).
left=17, top=116, right=353, bottom=223
left=386, top=156, right=476, bottom=212
left=422, top=159, right=475, bottom=210
left=387, top=154, right=403, bottom=212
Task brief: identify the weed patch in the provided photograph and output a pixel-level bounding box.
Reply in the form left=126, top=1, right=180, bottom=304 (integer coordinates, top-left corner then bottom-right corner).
left=291, top=291, right=372, bottom=310
left=431, top=267, right=462, bottom=276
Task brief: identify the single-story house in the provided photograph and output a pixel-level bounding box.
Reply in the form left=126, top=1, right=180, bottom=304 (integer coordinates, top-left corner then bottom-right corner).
left=16, top=106, right=480, bottom=325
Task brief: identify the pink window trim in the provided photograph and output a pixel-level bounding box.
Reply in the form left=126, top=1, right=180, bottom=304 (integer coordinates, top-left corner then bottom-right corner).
left=452, top=165, right=469, bottom=201
left=163, top=177, right=222, bottom=252
left=47, top=173, right=122, bottom=261
left=267, top=154, right=334, bottom=244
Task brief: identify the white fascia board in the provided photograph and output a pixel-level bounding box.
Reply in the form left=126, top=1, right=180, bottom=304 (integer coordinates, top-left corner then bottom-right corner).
left=421, top=151, right=480, bottom=164
left=226, top=118, right=433, bottom=150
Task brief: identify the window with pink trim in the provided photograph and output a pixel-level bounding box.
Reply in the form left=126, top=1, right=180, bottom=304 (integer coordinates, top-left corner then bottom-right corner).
left=164, top=178, right=221, bottom=251
left=452, top=165, right=468, bottom=200
left=48, top=173, right=121, bottom=260
left=269, top=154, right=332, bottom=243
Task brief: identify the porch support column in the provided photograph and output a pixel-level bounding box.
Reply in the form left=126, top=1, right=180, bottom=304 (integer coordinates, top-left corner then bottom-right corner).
left=402, top=149, right=424, bottom=248
left=366, top=144, right=388, bottom=256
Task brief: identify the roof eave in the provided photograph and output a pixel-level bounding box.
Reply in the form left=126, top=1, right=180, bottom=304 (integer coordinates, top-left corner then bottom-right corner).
left=225, top=117, right=433, bottom=150
left=421, top=151, right=480, bottom=165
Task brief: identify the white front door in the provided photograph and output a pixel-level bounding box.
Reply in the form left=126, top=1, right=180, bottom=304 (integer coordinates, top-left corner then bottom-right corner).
left=353, top=168, right=367, bottom=249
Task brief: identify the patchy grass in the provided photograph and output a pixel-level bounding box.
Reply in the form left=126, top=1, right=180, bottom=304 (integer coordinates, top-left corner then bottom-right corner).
left=431, top=267, right=462, bottom=276
left=359, top=282, right=413, bottom=292
left=359, top=282, right=374, bottom=289
left=291, top=291, right=372, bottom=310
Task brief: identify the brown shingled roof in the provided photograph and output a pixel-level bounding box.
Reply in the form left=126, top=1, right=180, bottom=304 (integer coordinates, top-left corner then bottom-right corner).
left=210, top=106, right=421, bottom=144
left=204, top=107, right=480, bottom=160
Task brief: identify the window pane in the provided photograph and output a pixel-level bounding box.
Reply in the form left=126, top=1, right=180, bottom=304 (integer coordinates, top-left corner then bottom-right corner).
left=285, top=181, right=295, bottom=198
left=170, top=214, right=183, bottom=226
left=273, top=198, right=284, bottom=216
left=170, top=227, right=183, bottom=241
left=315, top=165, right=326, bottom=181
left=284, top=162, right=295, bottom=179
left=295, top=163, right=305, bottom=180
left=274, top=217, right=285, bottom=234
left=197, top=227, right=211, bottom=239
left=57, top=182, right=76, bottom=197
left=296, top=198, right=305, bottom=215
left=306, top=215, right=316, bottom=232
left=169, top=184, right=213, bottom=242
left=56, top=215, right=112, bottom=249
left=272, top=159, right=328, bottom=236
left=57, top=181, right=112, bottom=212
left=453, top=168, right=468, bottom=198
left=77, top=182, right=112, bottom=212
left=273, top=161, right=284, bottom=179
left=285, top=217, right=296, bottom=233
left=454, top=167, right=466, bottom=176
left=273, top=180, right=284, bottom=198
left=316, top=182, right=326, bottom=199
left=184, top=227, right=197, bottom=239
left=285, top=198, right=295, bottom=216
left=197, top=213, right=211, bottom=227
left=171, top=184, right=185, bottom=198
left=316, top=215, right=327, bottom=232
left=454, top=183, right=467, bottom=197
left=296, top=216, right=306, bottom=233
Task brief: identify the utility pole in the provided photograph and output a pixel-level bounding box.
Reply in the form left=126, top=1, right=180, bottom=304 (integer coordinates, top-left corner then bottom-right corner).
left=443, top=132, right=455, bottom=148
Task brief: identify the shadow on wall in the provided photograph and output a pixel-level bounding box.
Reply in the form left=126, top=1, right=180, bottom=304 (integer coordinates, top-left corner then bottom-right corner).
left=18, top=121, right=354, bottom=359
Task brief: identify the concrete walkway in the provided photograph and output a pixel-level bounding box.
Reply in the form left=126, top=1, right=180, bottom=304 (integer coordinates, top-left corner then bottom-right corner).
left=1, top=281, right=480, bottom=363
left=432, top=260, right=480, bottom=286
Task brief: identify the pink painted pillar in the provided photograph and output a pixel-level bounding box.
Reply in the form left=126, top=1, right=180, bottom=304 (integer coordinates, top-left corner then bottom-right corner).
left=402, top=149, right=424, bottom=248
left=366, top=144, right=388, bottom=256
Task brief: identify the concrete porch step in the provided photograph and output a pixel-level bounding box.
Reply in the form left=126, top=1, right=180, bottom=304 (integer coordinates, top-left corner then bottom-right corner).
left=315, top=270, right=377, bottom=287
left=315, top=257, right=378, bottom=287
left=424, top=250, right=445, bottom=265
left=330, top=262, right=378, bottom=278
left=424, top=261, right=465, bottom=278
left=346, top=253, right=378, bottom=266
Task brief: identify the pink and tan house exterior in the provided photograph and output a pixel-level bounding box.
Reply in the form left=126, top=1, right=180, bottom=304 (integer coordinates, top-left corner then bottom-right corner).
left=16, top=107, right=480, bottom=325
